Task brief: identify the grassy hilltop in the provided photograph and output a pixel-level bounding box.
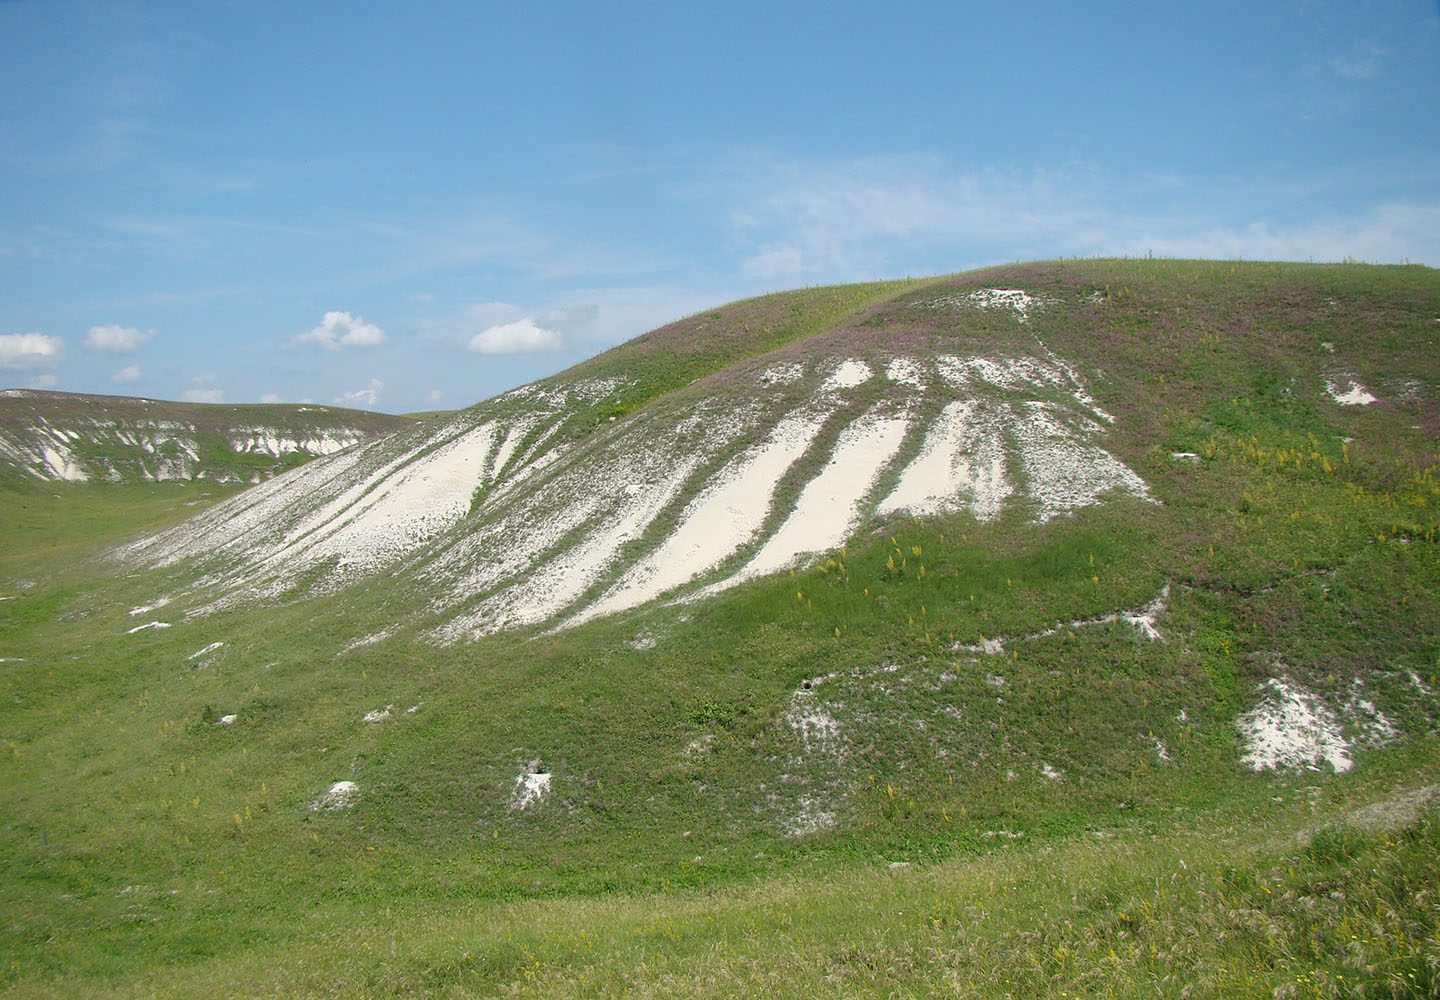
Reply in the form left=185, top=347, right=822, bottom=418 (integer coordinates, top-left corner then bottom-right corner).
left=0, top=259, right=1437, bottom=998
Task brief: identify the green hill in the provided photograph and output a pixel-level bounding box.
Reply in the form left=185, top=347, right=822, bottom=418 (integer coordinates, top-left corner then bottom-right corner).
left=0, top=259, right=1437, bottom=998
left=0, top=390, right=414, bottom=487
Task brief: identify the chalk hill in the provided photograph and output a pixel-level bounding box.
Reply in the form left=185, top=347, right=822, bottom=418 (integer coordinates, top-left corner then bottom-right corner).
left=0, top=389, right=413, bottom=485
left=2, top=260, right=1438, bottom=996
left=124, top=285, right=1154, bottom=637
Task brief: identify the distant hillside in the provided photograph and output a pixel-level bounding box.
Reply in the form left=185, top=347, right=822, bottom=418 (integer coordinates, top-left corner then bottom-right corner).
left=0, top=389, right=415, bottom=486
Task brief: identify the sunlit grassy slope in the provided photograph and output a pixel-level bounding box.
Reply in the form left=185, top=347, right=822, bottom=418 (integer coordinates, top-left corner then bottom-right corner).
left=0, top=259, right=1437, bottom=997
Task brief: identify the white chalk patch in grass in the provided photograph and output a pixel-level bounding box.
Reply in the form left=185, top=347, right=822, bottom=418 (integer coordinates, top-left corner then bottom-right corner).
left=187, top=641, right=224, bottom=661
left=362, top=705, right=393, bottom=723
left=785, top=693, right=842, bottom=750
left=1325, top=379, right=1377, bottom=406
left=404, top=702, right=422, bottom=715
left=1010, top=401, right=1151, bottom=521
left=822, top=358, right=872, bottom=391
left=216, top=714, right=236, bottom=726
left=1121, top=585, right=1169, bottom=641
left=341, top=629, right=395, bottom=653
left=969, top=288, right=1039, bottom=320
left=1238, top=677, right=1352, bottom=773
left=128, top=597, right=171, bottom=616
left=472, top=445, right=706, bottom=636
left=1155, top=741, right=1171, bottom=762
left=877, top=401, right=1009, bottom=521
left=782, top=795, right=836, bottom=837
left=759, top=362, right=804, bottom=385
left=126, top=621, right=172, bottom=634
left=1040, top=762, right=1064, bottom=781
left=1321, top=341, right=1335, bottom=353
left=311, top=781, right=357, bottom=811
left=577, top=407, right=830, bottom=621
left=885, top=357, right=924, bottom=388
left=512, top=769, right=551, bottom=810
left=721, top=407, right=908, bottom=585
left=1170, top=452, right=1199, bottom=462
left=954, top=635, right=1005, bottom=656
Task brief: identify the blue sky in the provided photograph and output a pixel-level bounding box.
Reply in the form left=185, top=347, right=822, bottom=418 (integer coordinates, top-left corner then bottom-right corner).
left=2, top=1, right=1437, bottom=413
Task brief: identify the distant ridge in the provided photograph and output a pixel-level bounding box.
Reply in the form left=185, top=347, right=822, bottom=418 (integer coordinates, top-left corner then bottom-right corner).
left=0, top=388, right=415, bottom=486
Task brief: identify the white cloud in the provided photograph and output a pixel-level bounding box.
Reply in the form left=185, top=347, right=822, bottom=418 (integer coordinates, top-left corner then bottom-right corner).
left=541, top=287, right=726, bottom=346
left=722, top=154, right=1440, bottom=276
left=0, top=333, right=63, bottom=370
left=1121, top=203, right=1440, bottom=265
left=467, top=318, right=563, bottom=355
left=182, top=374, right=223, bottom=403
left=425, top=388, right=445, bottom=403
left=85, top=324, right=155, bottom=352
left=259, top=393, right=283, bottom=404
left=334, top=378, right=383, bottom=409
left=293, top=311, right=388, bottom=350
left=28, top=374, right=58, bottom=389
left=112, top=364, right=142, bottom=383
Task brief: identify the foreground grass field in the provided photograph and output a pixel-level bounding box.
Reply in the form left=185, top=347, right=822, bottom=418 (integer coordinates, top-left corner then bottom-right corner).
left=1, top=260, right=1437, bottom=996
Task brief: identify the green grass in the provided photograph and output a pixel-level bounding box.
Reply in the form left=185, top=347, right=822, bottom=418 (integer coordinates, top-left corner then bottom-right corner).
left=0, top=259, right=1437, bottom=996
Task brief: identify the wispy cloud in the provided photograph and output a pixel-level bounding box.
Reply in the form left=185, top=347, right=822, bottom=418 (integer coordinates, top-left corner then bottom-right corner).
left=334, top=378, right=383, bottom=408
left=182, top=373, right=223, bottom=403
left=85, top=323, right=154, bottom=352
left=467, top=318, right=563, bottom=355
left=292, top=311, right=388, bottom=350
left=1330, top=44, right=1386, bottom=80
left=720, top=154, right=1440, bottom=276
left=0, top=332, right=64, bottom=369
left=112, top=364, right=142, bottom=383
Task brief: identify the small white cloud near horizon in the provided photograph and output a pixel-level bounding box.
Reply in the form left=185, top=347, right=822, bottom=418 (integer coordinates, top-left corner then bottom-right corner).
left=467, top=318, right=563, bottom=355
left=259, top=392, right=283, bottom=404
left=112, top=364, right=142, bottom=383
left=293, top=311, right=388, bottom=350
left=85, top=324, right=155, bottom=352
left=335, top=378, right=383, bottom=408
left=425, top=388, right=445, bottom=403
left=182, top=373, right=223, bottom=403
left=28, top=374, right=58, bottom=389
left=0, top=333, right=64, bottom=370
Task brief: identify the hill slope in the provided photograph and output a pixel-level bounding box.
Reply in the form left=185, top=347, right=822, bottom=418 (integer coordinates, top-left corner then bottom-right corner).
left=1, top=259, right=1437, bottom=998
left=0, top=389, right=414, bottom=486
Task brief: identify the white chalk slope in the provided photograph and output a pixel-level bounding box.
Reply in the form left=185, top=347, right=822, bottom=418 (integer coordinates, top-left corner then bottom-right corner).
left=0, top=390, right=400, bottom=484
left=124, top=344, right=1152, bottom=641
